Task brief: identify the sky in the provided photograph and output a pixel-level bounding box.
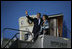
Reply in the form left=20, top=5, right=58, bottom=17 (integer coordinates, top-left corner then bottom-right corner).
left=1, top=1, right=71, bottom=39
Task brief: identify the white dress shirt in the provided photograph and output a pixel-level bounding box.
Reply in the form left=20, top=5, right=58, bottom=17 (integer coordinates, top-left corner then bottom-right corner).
left=38, top=18, right=40, bottom=25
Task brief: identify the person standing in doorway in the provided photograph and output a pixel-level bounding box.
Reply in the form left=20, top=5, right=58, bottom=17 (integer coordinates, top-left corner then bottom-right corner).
left=25, top=11, right=43, bottom=41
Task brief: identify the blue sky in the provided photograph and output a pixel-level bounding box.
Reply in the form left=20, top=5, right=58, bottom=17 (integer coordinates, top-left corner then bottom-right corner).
left=1, top=1, right=71, bottom=39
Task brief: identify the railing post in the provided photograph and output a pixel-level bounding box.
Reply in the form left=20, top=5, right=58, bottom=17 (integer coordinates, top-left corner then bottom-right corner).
left=2, top=28, right=5, bottom=48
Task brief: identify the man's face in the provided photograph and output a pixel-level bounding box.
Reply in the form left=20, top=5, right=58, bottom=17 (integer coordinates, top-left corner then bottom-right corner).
left=37, top=13, right=40, bottom=19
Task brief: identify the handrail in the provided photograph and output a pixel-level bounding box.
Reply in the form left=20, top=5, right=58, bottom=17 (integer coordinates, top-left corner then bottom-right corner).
left=2, top=28, right=40, bottom=48
left=3, top=28, right=31, bottom=33
left=2, top=28, right=31, bottom=41
left=3, top=33, right=19, bottom=48
left=2, top=28, right=32, bottom=48
left=2, top=28, right=32, bottom=38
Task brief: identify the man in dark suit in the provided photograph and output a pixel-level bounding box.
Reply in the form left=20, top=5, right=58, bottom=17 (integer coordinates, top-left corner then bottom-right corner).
left=25, top=11, right=43, bottom=41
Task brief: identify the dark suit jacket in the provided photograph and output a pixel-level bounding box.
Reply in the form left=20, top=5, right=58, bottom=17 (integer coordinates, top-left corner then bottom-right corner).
left=26, top=15, right=43, bottom=35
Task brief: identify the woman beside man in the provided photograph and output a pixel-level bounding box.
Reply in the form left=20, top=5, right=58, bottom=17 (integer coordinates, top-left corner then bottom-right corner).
left=39, top=15, right=50, bottom=35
